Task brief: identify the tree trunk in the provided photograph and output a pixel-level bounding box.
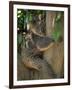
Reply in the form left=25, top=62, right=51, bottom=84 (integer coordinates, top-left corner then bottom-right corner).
left=46, top=11, right=56, bottom=36
left=43, top=11, right=64, bottom=78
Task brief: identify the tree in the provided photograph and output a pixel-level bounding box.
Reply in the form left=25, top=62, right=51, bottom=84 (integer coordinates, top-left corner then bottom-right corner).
left=43, top=11, right=64, bottom=78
